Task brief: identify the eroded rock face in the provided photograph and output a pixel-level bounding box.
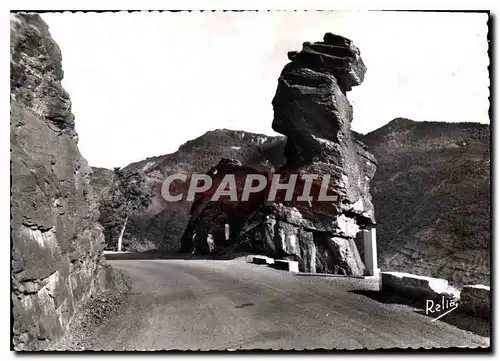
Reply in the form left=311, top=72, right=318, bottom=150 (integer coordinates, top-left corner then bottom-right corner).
left=10, top=14, right=108, bottom=350
left=182, top=33, right=376, bottom=275
left=357, top=119, right=490, bottom=286
left=234, top=206, right=365, bottom=274
left=272, top=33, right=376, bottom=223
left=180, top=158, right=269, bottom=254
left=287, top=33, right=367, bottom=92
left=254, top=33, right=375, bottom=274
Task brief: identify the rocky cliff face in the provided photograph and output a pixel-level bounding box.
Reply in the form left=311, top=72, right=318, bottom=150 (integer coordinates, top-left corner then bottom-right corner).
left=357, top=118, right=490, bottom=285
left=11, top=14, right=108, bottom=350
left=180, top=33, right=377, bottom=275
left=94, top=129, right=285, bottom=251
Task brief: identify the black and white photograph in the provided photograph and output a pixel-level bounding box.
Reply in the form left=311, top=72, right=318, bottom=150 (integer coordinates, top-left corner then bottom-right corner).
left=9, top=8, right=491, bottom=352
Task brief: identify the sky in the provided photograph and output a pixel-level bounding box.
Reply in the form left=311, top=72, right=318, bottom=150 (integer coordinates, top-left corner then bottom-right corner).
left=42, top=11, right=490, bottom=169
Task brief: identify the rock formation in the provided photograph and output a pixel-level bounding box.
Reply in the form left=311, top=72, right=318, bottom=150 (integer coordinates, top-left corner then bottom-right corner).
left=272, top=33, right=375, bottom=220
left=180, top=33, right=377, bottom=275
left=11, top=14, right=109, bottom=350
left=357, top=118, right=490, bottom=285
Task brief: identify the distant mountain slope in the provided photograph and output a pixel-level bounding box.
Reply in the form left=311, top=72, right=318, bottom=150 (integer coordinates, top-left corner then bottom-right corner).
left=125, top=129, right=285, bottom=176
left=357, top=118, right=490, bottom=285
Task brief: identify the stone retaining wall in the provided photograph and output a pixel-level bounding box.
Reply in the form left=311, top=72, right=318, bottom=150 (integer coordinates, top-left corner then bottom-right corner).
left=381, top=272, right=490, bottom=319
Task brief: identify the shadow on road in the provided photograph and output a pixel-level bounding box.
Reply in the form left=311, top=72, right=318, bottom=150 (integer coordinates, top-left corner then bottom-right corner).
left=350, top=289, right=423, bottom=308
left=104, top=250, right=251, bottom=261
left=349, top=290, right=490, bottom=338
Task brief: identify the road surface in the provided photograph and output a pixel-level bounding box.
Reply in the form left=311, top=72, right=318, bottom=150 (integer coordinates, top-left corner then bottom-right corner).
left=84, top=259, right=489, bottom=350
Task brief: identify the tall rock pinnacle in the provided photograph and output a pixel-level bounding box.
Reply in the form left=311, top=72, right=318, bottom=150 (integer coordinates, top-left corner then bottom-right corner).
left=272, top=32, right=376, bottom=224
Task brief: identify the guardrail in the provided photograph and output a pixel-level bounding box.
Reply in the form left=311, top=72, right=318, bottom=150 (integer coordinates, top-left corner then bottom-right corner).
left=460, top=284, right=490, bottom=319
left=381, top=271, right=490, bottom=320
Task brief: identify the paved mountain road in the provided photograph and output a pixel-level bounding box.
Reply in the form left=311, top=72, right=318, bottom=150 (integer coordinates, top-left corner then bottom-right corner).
left=83, top=259, right=489, bottom=350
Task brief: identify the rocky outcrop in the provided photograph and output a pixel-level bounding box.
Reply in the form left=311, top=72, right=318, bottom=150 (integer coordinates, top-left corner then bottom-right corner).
left=180, top=33, right=377, bottom=275
left=253, top=33, right=375, bottom=274
left=272, top=33, right=376, bottom=222
left=11, top=14, right=108, bottom=350
left=179, top=158, right=268, bottom=254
